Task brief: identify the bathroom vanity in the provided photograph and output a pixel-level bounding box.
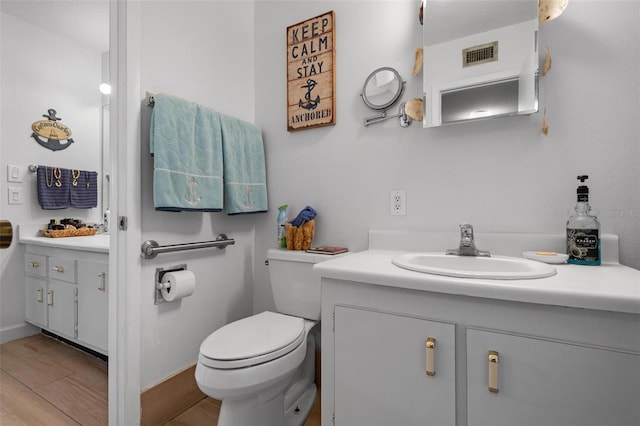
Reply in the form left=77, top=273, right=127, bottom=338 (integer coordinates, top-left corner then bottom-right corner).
left=316, top=230, right=640, bottom=426
left=19, top=225, right=109, bottom=355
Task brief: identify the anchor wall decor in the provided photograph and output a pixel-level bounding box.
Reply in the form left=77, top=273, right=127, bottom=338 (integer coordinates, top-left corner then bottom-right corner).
left=286, top=11, right=336, bottom=131
left=31, top=109, right=75, bottom=151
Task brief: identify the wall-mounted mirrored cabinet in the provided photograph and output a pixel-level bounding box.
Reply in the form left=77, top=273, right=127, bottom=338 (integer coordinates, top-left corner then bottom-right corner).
left=422, top=0, right=539, bottom=127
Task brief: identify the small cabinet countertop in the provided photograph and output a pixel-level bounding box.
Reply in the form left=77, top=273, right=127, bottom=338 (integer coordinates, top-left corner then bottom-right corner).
left=18, top=224, right=109, bottom=253
left=313, top=230, right=640, bottom=314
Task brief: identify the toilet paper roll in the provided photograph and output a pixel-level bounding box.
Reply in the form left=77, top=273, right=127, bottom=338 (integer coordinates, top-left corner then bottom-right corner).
left=161, top=270, right=195, bottom=301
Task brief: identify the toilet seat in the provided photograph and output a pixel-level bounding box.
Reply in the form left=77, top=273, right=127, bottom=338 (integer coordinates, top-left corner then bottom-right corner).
left=199, top=311, right=305, bottom=369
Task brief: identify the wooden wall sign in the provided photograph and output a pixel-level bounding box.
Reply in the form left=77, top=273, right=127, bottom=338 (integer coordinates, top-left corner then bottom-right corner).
left=31, top=109, right=75, bottom=151
left=287, top=11, right=336, bottom=131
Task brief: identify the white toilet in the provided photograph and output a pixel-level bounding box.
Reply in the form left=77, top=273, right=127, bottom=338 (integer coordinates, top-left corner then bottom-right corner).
left=195, top=249, right=337, bottom=426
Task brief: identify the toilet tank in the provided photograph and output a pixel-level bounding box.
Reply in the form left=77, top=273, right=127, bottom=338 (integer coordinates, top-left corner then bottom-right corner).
left=267, top=249, right=339, bottom=321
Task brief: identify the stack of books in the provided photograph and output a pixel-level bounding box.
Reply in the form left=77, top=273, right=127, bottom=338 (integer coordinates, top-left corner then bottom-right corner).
left=305, top=246, right=349, bottom=255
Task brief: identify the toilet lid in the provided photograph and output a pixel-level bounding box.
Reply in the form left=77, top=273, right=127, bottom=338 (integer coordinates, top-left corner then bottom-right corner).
left=199, top=311, right=305, bottom=369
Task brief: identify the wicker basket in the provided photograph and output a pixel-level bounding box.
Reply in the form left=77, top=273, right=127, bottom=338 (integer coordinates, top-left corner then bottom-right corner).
left=41, top=228, right=98, bottom=238
left=285, top=220, right=315, bottom=250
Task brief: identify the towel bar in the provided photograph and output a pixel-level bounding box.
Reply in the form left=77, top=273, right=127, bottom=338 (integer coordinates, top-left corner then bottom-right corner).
left=141, top=234, right=234, bottom=259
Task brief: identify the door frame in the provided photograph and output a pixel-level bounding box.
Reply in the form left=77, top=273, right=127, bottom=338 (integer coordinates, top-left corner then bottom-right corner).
left=108, top=1, right=143, bottom=424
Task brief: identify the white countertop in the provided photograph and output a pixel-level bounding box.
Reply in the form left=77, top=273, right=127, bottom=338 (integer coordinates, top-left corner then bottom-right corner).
left=18, top=224, right=109, bottom=253
left=314, top=230, right=640, bottom=315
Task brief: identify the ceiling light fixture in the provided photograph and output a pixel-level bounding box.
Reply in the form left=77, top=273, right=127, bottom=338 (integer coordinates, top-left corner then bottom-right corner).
left=99, top=83, right=112, bottom=95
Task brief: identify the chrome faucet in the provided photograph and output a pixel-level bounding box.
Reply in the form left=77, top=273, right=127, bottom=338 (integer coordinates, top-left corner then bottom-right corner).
left=446, top=223, right=491, bottom=257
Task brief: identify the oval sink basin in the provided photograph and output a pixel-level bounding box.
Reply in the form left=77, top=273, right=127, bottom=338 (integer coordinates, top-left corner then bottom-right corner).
left=392, top=253, right=557, bottom=280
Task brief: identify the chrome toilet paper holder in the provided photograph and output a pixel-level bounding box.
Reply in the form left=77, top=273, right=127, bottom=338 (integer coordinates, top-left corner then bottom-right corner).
left=155, top=264, right=186, bottom=305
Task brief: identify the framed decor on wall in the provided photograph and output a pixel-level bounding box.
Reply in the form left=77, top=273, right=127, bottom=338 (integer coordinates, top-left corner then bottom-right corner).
left=286, top=11, right=336, bottom=131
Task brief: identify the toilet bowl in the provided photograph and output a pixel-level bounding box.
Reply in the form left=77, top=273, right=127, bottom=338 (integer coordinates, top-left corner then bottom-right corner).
left=195, top=249, right=341, bottom=426
left=195, top=312, right=317, bottom=426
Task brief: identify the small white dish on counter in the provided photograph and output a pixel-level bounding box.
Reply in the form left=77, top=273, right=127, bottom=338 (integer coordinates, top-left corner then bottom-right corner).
left=523, top=251, right=569, bottom=264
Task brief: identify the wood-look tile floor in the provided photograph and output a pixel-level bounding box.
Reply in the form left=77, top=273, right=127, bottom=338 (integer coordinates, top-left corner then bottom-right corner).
left=1, top=334, right=322, bottom=426
left=165, top=393, right=321, bottom=426
left=0, top=333, right=108, bottom=425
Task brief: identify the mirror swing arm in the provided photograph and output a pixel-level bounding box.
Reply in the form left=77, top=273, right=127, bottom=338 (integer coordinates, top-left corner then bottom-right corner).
left=363, top=102, right=411, bottom=127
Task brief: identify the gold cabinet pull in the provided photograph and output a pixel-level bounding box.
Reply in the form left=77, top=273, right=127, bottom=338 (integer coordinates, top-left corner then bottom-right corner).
left=97, top=272, right=106, bottom=292
left=37, top=288, right=44, bottom=303
left=30, top=261, right=39, bottom=269
left=47, top=290, right=54, bottom=306
left=488, top=351, right=499, bottom=393
left=52, top=266, right=64, bottom=273
left=426, top=338, right=436, bottom=376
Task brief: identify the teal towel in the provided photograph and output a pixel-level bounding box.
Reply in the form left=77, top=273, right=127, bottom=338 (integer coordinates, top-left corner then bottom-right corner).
left=220, top=114, right=268, bottom=214
left=150, top=94, right=223, bottom=211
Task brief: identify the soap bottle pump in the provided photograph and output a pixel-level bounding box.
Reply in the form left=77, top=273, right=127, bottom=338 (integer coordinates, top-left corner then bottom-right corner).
left=277, top=205, right=288, bottom=248
left=567, top=175, right=600, bottom=265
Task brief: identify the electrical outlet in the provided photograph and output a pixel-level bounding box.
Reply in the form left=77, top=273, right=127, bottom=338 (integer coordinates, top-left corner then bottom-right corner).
left=390, top=189, right=406, bottom=216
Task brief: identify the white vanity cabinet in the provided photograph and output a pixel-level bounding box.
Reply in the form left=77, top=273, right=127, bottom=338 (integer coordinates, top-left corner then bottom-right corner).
left=466, top=328, right=640, bottom=426
left=333, top=306, right=456, bottom=426
left=23, top=244, right=108, bottom=355
left=321, top=279, right=640, bottom=426
left=47, top=256, right=78, bottom=340
left=24, top=254, right=48, bottom=327
left=77, top=259, right=108, bottom=351
left=25, top=253, right=77, bottom=339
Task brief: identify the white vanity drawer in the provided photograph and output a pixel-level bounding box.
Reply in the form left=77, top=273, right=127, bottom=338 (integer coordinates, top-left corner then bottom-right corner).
left=24, top=254, right=47, bottom=278
left=48, top=256, right=77, bottom=283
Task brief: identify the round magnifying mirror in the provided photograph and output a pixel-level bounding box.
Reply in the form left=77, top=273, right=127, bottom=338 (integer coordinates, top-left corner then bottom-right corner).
left=361, top=67, right=405, bottom=110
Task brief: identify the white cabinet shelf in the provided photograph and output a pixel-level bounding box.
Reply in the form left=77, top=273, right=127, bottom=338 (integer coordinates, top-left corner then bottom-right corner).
left=24, top=244, right=108, bottom=355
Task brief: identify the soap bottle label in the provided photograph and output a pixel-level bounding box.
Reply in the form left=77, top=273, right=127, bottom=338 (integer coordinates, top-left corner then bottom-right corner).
left=567, top=229, right=600, bottom=265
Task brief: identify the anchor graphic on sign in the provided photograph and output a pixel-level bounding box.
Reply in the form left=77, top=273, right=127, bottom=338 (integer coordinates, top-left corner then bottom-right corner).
left=298, top=79, right=320, bottom=110
left=31, top=109, right=75, bottom=151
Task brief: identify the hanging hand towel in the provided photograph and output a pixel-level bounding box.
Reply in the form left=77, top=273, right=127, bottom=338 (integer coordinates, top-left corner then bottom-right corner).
left=70, top=170, right=98, bottom=208
left=37, top=165, right=70, bottom=210
left=220, top=114, right=268, bottom=215
left=150, top=94, right=223, bottom=211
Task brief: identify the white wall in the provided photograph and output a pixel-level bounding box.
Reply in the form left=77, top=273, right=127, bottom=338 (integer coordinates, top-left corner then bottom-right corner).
left=137, top=1, right=256, bottom=389
left=425, top=19, right=537, bottom=85
left=252, top=0, right=639, bottom=314
left=3, top=0, right=638, bottom=397
left=0, top=12, right=103, bottom=342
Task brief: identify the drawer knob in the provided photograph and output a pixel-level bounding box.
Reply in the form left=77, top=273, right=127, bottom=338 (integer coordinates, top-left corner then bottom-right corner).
left=52, top=266, right=65, bottom=273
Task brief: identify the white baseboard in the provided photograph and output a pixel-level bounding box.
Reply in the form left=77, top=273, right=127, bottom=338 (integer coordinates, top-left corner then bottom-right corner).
left=0, top=322, right=40, bottom=344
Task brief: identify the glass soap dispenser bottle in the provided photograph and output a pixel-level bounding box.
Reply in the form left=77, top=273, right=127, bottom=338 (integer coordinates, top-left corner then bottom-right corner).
left=566, top=175, right=601, bottom=265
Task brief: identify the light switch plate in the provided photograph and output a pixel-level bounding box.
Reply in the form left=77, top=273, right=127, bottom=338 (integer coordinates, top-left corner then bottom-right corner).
left=7, top=165, right=23, bottom=183
left=8, top=187, right=23, bottom=204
